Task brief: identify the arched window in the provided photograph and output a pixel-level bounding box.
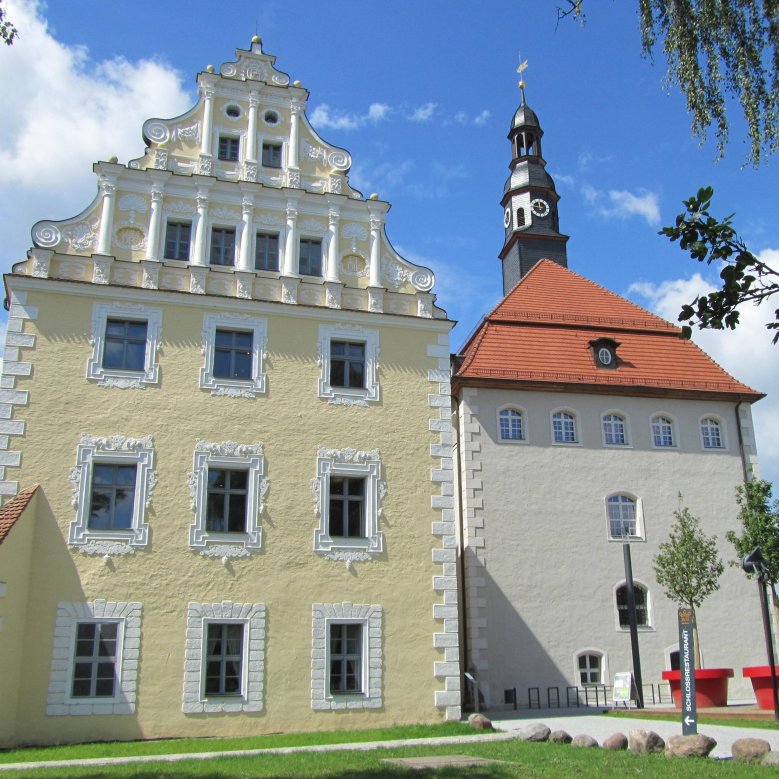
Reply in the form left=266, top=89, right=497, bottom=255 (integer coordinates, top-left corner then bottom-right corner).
left=616, top=583, right=649, bottom=628
left=701, top=417, right=724, bottom=449
left=603, top=413, right=627, bottom=445
left=606, top=495, right=639, bottom=538
left=552, top=411, right=577, bottom=444
left=498, top=408, right=524, bottom=441
left=577, top=652, right=603, bottom=685
left=651, top=415, right=675, bottom=447
left=516, top=207, right=525, bottom=226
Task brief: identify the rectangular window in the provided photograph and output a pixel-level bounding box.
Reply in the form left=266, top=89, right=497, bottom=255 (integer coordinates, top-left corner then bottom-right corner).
left=88, top=464, right=137, bottom=531
left=205, top=622, right=244, bottom=696
left=218, top=136, right=240, bottom=162
left=261, top=142, right=282, bottom=168
left=213, top=329, right=253, bottom=380
left=299, top=238, right=322, bottom=276
left=164, top=221, right=191, bottom=261
left=206, top=469, right=248, bottom=533
left=71, top=621, right=119, bottom=698
left=330, top=341, right=365, bottom=388
left=210, top=227, right=236, bottom=266
left=255, top=232, right=279, bottom=271
left=102, top=319, right=148, bottom=372
left=578, top=654, right=602, bottom=685
left=329, top=477, right=365, bottom=538
left=329, top=623, right=363, bottom=694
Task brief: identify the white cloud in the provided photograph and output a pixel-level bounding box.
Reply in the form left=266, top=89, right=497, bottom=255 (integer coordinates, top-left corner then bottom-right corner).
left=583, top=185, right=661, bottom=226
left=473, top=110, right=490, bottom=126
left=409, top=102, right=437, bottom=122
left=448, top=109, right=490, bottom=126
left=310, top=101, right=391, bottom=131
left=367, top=102, right=390, bottom=122
left=0, top=0, right=192, bottom=269
left=629, top=269, right=779, bottom=488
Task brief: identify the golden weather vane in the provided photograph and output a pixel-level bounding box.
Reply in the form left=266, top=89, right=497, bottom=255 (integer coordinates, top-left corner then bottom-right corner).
left=517, top=58, right=528, bottom=102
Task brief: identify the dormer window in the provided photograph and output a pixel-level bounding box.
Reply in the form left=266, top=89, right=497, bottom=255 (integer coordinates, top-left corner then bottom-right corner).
left=590, top=338, right=620, bottom=369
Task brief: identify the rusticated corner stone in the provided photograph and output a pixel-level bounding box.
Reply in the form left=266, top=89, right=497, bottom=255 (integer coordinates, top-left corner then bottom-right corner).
left=629, top=729, right=665, bottom=754
left=731, top=737, right=770, bottom=763
left=602, top=732, right=628, bottom=751
left=665, top=734, right=717, bottom=758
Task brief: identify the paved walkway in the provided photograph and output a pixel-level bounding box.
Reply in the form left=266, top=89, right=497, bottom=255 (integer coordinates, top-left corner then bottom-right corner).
left=489, top=705, right=779, bottom=759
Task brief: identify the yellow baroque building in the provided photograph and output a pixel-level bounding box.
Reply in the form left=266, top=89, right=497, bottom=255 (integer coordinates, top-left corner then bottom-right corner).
left=0, top=38, right=460, bottom=746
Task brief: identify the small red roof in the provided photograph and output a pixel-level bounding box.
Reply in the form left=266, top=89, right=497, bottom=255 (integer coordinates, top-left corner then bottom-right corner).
left=0, top=485, right=38, bottom=545
left=454, top=260, right=762, bottom=400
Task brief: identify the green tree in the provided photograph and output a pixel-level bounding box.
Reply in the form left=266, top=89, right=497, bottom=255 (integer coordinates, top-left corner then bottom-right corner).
left=654, top=501, right=724, bottom=668
left=726, top=480, right=779, bottom=628
left=0, top=1, right=18, bottom=46
left=662, top=187, right=779, bottom=343
left=559, top=0, right=779, bottom=166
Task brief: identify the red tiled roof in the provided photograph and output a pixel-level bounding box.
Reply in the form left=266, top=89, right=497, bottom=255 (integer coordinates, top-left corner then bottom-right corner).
left=0, top=485, right=38, bottom=545
left=455, top=260, right=762, bottom=400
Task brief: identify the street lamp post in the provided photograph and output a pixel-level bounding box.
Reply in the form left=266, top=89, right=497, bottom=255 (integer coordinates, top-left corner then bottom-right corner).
left=622, top=536, right=645, bottom=709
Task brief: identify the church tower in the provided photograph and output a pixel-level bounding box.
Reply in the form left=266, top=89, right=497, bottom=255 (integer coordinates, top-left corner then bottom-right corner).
left=499, top=83, right=569, bottom=293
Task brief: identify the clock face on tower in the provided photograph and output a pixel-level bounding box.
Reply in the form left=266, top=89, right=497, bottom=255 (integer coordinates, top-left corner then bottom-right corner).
left=504, top=207, right=511, bottom=228
left=531, top=198, right=550, bottom=218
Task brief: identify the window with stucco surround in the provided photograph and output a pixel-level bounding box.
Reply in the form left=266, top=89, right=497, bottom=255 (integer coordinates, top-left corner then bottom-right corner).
left=317, top=324, right=380, bottom=406
left=311, top=602, right=382, bottom=710
left=182, top=601, right=266, bottom=713
left=615, top=582, right=652, bottom=630
left=68, top=434, right=157, bottom=556
left=551, top=409, right=579, bottom=445
left=199, top=313, right=267, bottom=398
left=606, top=493, right=644, bottom=541
left=602, top=412, right=630, bottom=446
left=651, top=414, right=677, bottom=448
left=700, top=416, right=727, bottom=450
left=497, top=406, right=527, bottom=443
left=187, top=440, right=268, bottom=558
left=312, top=447, right=385, bottom=563
left=86, top=302, right=162, bottom=389
left=575, top=650, right=607, bottom=686
left=47, top=601, right=142, bottom=716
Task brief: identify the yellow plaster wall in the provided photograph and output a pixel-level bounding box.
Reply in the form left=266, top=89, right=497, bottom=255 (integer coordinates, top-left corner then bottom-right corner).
left=9, top=283, right=451, bottom=744
left=0, top=491, right=37, bottom=743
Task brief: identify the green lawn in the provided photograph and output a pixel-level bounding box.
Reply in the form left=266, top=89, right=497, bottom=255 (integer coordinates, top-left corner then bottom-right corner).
left=606, top=710, right=779, bottom=730
left=0, top=738, right=769, bottom=778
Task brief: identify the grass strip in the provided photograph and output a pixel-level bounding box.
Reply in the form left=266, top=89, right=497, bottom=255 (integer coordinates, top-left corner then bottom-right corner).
left=605, top=710, right=779, bottom=730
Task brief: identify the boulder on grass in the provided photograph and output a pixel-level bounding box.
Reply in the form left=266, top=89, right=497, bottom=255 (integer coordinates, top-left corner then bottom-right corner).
left=571, top=734, right=599, bottom=748
left=665, top=734, right=717, bottom=758
left=731, top=737, right=770, bottom=763
left=467, top=713, right=492, bottom=730
left=516, top=723, right=551, bottom=742
left=602, top=732, right=628, bottom=751
left=762, top=751, right=779, bottom=765
left=628, top=729, right=665, bottom=754
left=549, top=730, right=573, bottom=744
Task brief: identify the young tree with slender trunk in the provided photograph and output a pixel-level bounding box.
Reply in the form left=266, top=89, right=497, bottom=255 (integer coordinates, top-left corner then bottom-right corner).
left=654, top=502, right=724, bottom=668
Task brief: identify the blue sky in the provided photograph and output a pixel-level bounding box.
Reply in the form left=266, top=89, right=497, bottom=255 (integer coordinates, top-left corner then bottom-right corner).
left=1, top=0, right=777, bottom=488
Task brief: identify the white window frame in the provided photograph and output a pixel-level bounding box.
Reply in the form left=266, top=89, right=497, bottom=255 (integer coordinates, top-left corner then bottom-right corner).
left=605, top=493, right=644, bottom=541
left=187, top=440, right=268, bottom=556
left=311, top=602, right=382, bottom=710
left=68, top=434, right=156, bottom=554
left=47, top=600, right=142, bottom=716
left=162, top=218, right=193, bottom=262
left=602, top=411, right=630, bottom=447
left=199, top=313, right=267, bottom=398
left=497, top=405, right=527, bottom=444
left=574, top=649, right=608, bottom=687
left=613, top=579, right=653, bottom=631
left=551, top=408, right=580, bottom=445
left=312, top=446, right=385, bottom=561
left=208, top=222, right=239, bottom=267
left=182, top=601, right=266, bottom=714
left=317, top=324, right=380, bottom=406
left=650, top=413, right=677, bottom=449
left=86, top=302, right=162, bottom=389
left=699, top=415, right=727, bottom=450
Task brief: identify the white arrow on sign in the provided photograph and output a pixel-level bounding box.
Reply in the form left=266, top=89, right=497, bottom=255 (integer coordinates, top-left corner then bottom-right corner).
left=684, top=716, right=695, bottom=726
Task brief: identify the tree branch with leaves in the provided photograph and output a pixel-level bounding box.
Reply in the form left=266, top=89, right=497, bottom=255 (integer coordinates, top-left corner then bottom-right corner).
left=0, top=0, right=18, bottom=46
left=662, top=187, right=779, bottom=343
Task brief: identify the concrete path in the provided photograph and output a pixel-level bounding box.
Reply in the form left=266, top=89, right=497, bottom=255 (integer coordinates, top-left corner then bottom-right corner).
left=489, top=706, right=779, bottom=759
